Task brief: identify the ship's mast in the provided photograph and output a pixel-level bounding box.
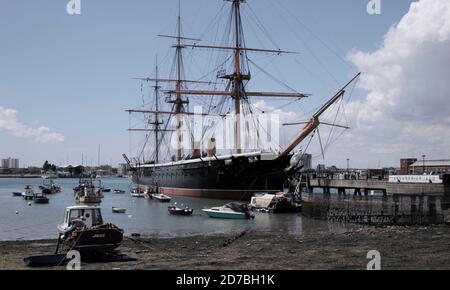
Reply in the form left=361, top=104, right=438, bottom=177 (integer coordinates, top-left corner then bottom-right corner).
left=233, top=0, right=243, bottom=154
left=151, top=61, right=163, bottom=163
left=166, top=0, right=306, bottom=155
left=166, top=0, right=189, bottom=161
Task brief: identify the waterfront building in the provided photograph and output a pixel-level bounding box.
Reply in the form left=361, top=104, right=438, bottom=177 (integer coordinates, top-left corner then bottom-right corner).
left=409, top=159, right=450, bottom=175
left=1, top=157, right=19, bottom=169
left=400, top=158, right=418, bottom=175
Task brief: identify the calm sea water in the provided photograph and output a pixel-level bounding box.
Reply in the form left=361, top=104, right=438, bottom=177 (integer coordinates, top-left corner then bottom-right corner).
left=0, top=178, right=354, bottom=241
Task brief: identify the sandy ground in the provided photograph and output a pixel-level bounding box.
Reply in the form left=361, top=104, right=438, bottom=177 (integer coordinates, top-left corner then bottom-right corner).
left=1, top=225, right=450, bottom=270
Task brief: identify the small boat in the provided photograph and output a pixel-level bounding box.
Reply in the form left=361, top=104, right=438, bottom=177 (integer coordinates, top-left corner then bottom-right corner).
left=22, top=185, right=34, bottom=200
left=250, top=192, right=301, bottom=213
left=112, top=207, right=126, bottom=214
left=113, top=189, right=125, bottom=194
left=151, top=193, right=172, bottom=202
left=41, top=171, right=58, bottom=180
left=168, top=204, right=194, bottom=216
left=100, top=188, right=111, bottom=193
left=33, top=192, right=49, bottom=204
left=74, top=178, right=103, bottom=204
left=12, top=192, right=22, bottom=197
left=57, top=205, right=124, bottom=253
left=202, top=202, right=254, bottom=220
left=130, top=187, right=146, bottom=198
left=24, top=254, right=68, bottom=267
left=39, top=179, right=61, bottom=194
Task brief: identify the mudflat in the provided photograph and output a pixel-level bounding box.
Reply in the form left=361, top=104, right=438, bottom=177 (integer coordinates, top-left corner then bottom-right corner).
left=1, top=225, right=450, bottom=270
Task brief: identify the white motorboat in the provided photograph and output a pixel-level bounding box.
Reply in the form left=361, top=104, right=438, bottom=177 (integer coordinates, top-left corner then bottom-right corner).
left=202, top=202, right=254, bottom=219
left=112, top=207, right=126, bottom=214
left=22, top=185, right=35, bottom=200
left=130, top=187, right=146, bottom=198
left=41, top=171, right=58, bottom=180
left=150, top=193, right=172, bottom=202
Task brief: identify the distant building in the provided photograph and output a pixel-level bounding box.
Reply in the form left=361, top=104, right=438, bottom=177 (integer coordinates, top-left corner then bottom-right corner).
left=11, top=158, right=19, bottom=169
left=409, top=159, right=450, bottom=175
left=300, top=154, right=312, bottom=170
left=400, top=158, right=417, bottom=175
left=1, top=157, right=19, bottom=169
left=316, top=164, right=326, bottom=172
left=118, top=163, right=128, bottom=176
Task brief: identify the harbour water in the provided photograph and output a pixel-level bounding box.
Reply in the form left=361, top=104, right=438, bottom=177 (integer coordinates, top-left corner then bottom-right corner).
left=0, top=178, right=356, bottom=241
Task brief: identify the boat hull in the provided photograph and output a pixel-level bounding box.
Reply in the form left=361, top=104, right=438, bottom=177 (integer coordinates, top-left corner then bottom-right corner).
left=134, top=154, right=292, bottom=200
left=79, top=196, right=102, bottom=204
left=202, top=209, right=248, bottom=219
left=112, top=207, right=126, bottom=213
left=66, top=226, right=123, bottom=252
left=168, top=207, right=194, bottom=216
left=34, top=198, right=49, bottom=204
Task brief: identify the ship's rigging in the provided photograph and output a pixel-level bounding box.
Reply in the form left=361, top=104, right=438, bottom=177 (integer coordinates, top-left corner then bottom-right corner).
left=127, top=0, right=360, bottom=166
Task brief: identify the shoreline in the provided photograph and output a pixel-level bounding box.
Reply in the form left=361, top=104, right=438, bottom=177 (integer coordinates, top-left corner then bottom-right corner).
left=0, top=175, right=41, bottom=179
left=2, top=225, right=450, bottom=270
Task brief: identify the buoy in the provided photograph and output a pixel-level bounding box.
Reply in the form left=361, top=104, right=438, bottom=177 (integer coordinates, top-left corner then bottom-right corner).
left=28, top=202, right=32, bottom=206
left=15, top=211, right=19, bottom=215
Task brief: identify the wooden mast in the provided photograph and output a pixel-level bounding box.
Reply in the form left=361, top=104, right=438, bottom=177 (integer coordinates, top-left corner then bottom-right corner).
left=130, top=0, right=311, bottom=162
left=163, top=0, right=307, bottom=155
left=233, top=0, right=242, bottom=154
left=278, top=73, right=361, bottom=158
left=153, top=62, right=161, bottom=163
left=167, top=0, right=189, bottom=161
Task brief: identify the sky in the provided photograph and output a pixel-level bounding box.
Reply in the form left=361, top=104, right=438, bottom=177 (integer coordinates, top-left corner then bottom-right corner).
left=1, top=0, right=448, bottom=169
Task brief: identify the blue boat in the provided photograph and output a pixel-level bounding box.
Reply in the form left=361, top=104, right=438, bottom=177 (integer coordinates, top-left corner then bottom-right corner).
left=202, top=202, right=254, bottom=220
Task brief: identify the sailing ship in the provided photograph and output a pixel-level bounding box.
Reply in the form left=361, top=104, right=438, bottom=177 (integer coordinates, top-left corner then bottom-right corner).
left=125, top=0, right=360, bottom=200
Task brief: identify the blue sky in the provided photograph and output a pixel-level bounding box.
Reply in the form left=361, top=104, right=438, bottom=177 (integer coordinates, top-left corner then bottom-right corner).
left=0, top=0, right=416, bottom=167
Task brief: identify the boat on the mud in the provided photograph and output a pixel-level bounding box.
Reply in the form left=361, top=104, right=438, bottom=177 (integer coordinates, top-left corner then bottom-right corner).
left=22, top=185, right=34, bottom=200
left=168, top=204, right=193, bottom=216
left=202, top=202, right=254, bottom=220
left=56, top=205, right=124, bottom=253
left=33, top=191, right=49, bottom=204
left=112, top=207, right=126, bottom=214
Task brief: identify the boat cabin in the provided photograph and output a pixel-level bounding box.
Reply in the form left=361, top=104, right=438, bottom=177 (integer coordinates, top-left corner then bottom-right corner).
left=59, top=205, right=104, bottom=231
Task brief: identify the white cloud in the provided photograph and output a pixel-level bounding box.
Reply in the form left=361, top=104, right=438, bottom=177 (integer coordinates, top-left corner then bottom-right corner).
left=340, top=0, right=450, bottom=166
left=0, top=106, right=65, bottom=143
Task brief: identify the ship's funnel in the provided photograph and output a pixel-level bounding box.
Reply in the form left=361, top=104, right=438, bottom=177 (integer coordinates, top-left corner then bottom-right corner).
left=206, top=138, right=217, bottom=157
left=192, top=141, right=201, bottom=158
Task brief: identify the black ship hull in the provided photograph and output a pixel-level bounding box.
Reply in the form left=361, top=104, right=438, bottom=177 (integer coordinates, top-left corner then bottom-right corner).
left=133, top=153, right=293, bottom=200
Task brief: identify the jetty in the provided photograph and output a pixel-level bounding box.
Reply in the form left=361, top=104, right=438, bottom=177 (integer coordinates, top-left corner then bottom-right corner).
left=307, top=177, right=450, bottom=197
